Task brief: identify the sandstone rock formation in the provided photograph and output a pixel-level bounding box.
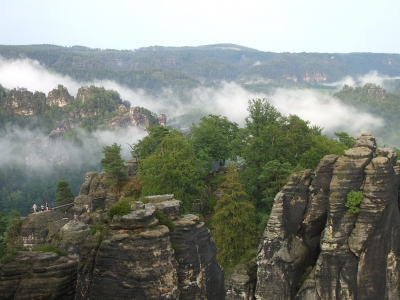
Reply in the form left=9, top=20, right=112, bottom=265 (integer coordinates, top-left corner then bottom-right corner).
left=26, top=129, right=68, bottom=165
left=255, top=133, right=400, bottom=300
left=109, top=106, right=150, bottom=128
left=5, top=88, right=47, bottom=116
left=47, top=85, right=74, bottom=107
left=365, top=83, right=387, bottom=99
left=1, top=172, right=224, bottom=299
left=0, top=251, right=78, bottom=300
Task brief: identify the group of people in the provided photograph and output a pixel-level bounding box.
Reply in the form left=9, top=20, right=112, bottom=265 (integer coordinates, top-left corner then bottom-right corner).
left=32, top=203, right=49, bottom=213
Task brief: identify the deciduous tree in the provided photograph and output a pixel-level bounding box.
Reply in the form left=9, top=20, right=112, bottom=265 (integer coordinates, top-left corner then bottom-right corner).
left=138, top=131, right=205, bottom=211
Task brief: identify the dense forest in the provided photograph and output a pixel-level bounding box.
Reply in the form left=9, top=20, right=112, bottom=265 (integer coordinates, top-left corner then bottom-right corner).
left=2, top=44, right=400, bottom=93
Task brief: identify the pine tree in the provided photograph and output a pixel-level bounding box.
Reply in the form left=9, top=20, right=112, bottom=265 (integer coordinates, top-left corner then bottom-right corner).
left=212, top=164, right=257, bottom=268
left=55, top=180, right=73, bottom=207
left=101, top=143, right=127, bottom=188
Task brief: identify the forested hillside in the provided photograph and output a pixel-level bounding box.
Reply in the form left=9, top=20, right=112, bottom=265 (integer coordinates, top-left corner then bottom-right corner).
left=334, top=83, right=400, bottom=147
left=2, top=44, right=400, bottom=92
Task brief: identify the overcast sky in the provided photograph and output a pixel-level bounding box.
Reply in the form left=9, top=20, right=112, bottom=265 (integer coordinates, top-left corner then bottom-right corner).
left=1, top=0, right=399, bottom=53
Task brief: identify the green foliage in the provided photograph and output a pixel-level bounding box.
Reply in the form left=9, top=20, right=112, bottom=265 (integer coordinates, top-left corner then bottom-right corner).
left=131, top=126, right=171, bottom=159
left=346, top=190, right=364, bottom=214
left=334, top=132, right=356, bottom=148
left=90, top=221, right=105, bottom=235
left=101, top=143, right=127, bottom=187
left=259, top=160, right=292, bottom=211
left=138, top=132, right=205, bottom=211
left=241, top=99, right=316, bottom=214
left=171, top=240, right=180, bottom=256
left=55, top=180, right=73, bottom=207
left=334, top=84, right=400, bottom=146
left=212, top=164, right=257, bottom=269
left=0, top=249, right=19, bottom=264
left=299, top=135, right=349, bottom=170
left=32, top=244, right=67, bottom=256
left=188, top=115, right=240, bottom=171
left=0, top=210, right=20, bottom=258
left=120, top=178, right=142, bottom=199
left=4, top=217, right=22, bottom=251
left=107, top=198, right=132, bottom=219
left=155, top=209, right=175, bottom=232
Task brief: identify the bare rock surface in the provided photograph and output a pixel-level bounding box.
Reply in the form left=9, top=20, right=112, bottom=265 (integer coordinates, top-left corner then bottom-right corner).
left=256, top=134, right=400, bottom=300
left=8, top=172, right=224, bottom=300
left=19, top=211, right=68, bottom=249
left=0, top=251, right=77, bottom=300
left=225, top=261, right=256, bottom=300
left=170, top=214, right=225, bottom=300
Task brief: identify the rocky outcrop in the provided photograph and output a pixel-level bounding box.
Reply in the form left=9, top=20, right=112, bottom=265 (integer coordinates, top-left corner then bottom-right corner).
left=26, top=129, right=68, bottom=165
left=77, top=203, right=180, bottom=300
left=0, top=251, right=77, bottom=300
left=47, top=85, right=74, bottom=107
left=255, top=133, right=400, bottom=300
left=19, top=211, right=69, bottom=249
left=109, top=106, right=150, bottom=128
left=159, top=114, right=167, bottom=126
left=365, top=83, right=387, bottom=99
left=170, top=214, right=225, bottom=299
left=5, top=89, right=47, bottom=116
left=225, top=261, right=257, bottom=300
left=4, top=174, right=224, bottom=300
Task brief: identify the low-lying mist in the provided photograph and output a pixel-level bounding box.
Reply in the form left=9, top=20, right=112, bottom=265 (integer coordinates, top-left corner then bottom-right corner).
left=325, top=70, right=400, bottom=90
left=0, top=56, right=391, bottom=150
left=0, top=125, right=146, bottom=170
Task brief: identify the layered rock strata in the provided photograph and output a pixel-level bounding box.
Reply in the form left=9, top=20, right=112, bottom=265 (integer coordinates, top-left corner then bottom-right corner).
left=255, top=133, right=400, bottom=300
left=0, top=251, right=77, bottom=300
left=3, top=178, right=224, bottom=300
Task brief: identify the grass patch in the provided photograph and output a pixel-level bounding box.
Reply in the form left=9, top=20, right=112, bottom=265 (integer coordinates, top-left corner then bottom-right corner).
left=156, top=210, right=175, bottom=232
left=90, top=221, right=104, bottom=235
left=32, top=244, right=67, bottom=256
left=107, top=197, right=132, bottom=219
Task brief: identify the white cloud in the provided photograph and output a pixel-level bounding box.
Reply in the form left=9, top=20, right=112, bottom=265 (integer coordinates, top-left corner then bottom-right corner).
left=325, top=70, right=400, bottom=89
left=0, top=57, right=385, bottom=143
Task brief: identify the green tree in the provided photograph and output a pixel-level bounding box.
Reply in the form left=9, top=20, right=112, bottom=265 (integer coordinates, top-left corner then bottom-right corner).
left=299, top=135, right=349, bottom=169
left=138, top=132, right=205, bottom=211
left=101, top=143, right=127, bottom=187
left=55, top=180, right=73, bottom=207
left=188, top=115, right=239, bottom=171
left=131, top=126, right=171, bottom=159
left=212, top=164, right=257, bottom=268
left=0, top=210, right=20, bottom=258
left=241, top=99, right=316, bottom=214
left=334, top=132, right=356, bottom=148
left=259, top=160, right=292, bottom=211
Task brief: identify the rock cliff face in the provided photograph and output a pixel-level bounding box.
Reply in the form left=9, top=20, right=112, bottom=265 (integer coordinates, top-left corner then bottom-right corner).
left=26, top=129, right=68, bottom=165
left=0, top=251, right=78, bottom=300
left=47, top=85, right=74, bottom=107
left=255, top=133, right=400, bottom=300
left=1, top=175, right=224, bottom=299
left=5, top=89, right=47, bottom=116
left=365, top=83, right=387, bottom=99
left=109, top=106, right=150, bottom=128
